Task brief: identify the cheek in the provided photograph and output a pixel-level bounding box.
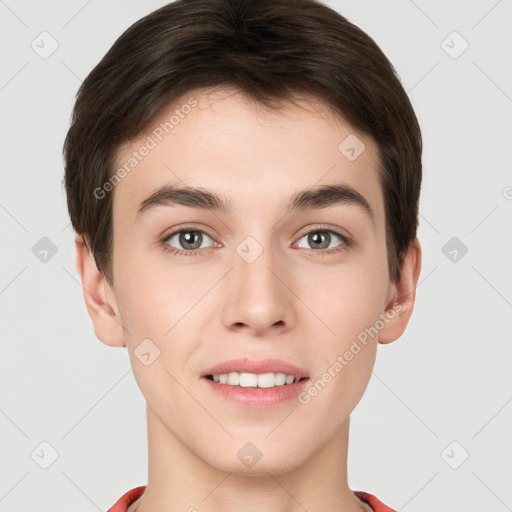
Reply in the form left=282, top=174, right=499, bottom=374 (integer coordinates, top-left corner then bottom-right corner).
left=114, top=258, right=212, bottom=387
left=310, top=277, right=380, bottom=383
left=296, top=273, right=380, bottom=419
left=114, top=247, right=198, bottom=334
left=292, top=253, right=386, bottom=401
left=115, top=269, right=201, bottom=416
left=295, top=260, right=387, bottom=341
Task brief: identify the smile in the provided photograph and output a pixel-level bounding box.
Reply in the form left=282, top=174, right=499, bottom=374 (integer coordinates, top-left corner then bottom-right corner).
left=206, top=372, right=306, bottom=388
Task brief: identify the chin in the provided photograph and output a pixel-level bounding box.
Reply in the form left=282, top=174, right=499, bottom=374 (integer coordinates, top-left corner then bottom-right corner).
left=202, top=443, right=309, bottom=476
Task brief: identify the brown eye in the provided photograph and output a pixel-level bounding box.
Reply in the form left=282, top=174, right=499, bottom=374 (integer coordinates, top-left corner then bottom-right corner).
left=296, top=229, right=349, bottom=252
left=164, top=230, right=213, bottom=253
left=307, top=231, right=331, bottom=249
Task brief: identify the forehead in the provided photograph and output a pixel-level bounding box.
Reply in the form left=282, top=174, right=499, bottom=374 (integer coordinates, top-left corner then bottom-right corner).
left=111, top=87, right=384, bottom=227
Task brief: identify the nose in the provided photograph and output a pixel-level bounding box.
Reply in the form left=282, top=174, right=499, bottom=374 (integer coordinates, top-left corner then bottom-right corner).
left=220, top=245, right=295, bottom=336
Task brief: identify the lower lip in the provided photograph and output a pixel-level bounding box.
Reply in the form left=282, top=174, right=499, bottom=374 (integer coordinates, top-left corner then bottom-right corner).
left=202, top=377, right=310, bottom=408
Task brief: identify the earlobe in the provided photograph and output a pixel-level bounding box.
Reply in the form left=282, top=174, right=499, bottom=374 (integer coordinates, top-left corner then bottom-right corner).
left=378, top=238, right=422, bottom=344
left=74, top=234, right=126, bottom=347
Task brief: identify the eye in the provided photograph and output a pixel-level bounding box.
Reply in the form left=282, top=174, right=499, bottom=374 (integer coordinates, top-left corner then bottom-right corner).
left=160, top=226, right=351, bottom=258
left=295, top=228, right=351, bottom=254
left=162, top=228, right=214, bottom=256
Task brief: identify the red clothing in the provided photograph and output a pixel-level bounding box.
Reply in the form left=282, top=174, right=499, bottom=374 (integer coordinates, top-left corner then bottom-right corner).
left=107, top=486, right=396, bottom=511
left=354, top=491, right=396, bottom=512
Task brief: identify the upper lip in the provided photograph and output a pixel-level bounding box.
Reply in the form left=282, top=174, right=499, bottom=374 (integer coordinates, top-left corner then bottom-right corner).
left=201, top=358, right=309, bottom=380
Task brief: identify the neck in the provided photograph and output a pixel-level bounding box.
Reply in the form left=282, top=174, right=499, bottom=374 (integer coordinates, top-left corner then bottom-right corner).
left=128, top=406, right=370, bottom=512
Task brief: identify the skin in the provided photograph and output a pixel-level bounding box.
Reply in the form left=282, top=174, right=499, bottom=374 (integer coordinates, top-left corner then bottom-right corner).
left=75, top=86, right=421, bottom=512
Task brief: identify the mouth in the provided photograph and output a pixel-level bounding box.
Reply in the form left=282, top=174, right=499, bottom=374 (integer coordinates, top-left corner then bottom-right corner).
left=201, top=358, right=310, bottom=389
left=200, top=372, right=311, bottom=409
left=204, top=372, right=309, bottom=388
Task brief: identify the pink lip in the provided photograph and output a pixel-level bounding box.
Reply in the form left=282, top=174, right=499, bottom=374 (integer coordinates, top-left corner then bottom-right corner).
left=201, top=357, right=308, bottom=380
left=203, top=377, right=309, bottom=408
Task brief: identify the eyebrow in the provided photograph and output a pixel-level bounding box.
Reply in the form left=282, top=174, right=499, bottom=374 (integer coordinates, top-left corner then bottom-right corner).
left=135, top=183, right=374, bottom=221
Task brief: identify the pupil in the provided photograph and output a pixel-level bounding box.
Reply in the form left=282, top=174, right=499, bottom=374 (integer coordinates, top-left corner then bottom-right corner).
left=310, top=231, right=329, bottom=249
left=182, top=231, right=200, bottom=249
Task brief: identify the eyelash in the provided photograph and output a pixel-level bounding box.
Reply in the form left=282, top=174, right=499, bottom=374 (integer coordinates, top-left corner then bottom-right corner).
left=160, top=225, right=352, bottom=258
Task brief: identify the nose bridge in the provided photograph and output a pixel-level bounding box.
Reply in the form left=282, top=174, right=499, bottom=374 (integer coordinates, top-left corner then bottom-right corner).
left=221, top=235, right=293, bottom=332
left=234, top=238, right=283, bottom=304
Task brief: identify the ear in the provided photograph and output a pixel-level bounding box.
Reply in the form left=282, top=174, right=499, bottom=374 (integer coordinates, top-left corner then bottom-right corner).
left=74, top=234, right=126, bottom=347
left=378, top=238, right=422, bottom=344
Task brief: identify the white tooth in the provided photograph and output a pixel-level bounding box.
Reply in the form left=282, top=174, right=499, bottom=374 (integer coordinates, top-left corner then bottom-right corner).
left=275, top=373, right=286, bottom=385
left=257, top=372, right=276, bottom=388
left=239, top=372, right=258, bottom=387
left=227, top=372, right=240, bottom=385
left=211, top=372, right=298, bottom=387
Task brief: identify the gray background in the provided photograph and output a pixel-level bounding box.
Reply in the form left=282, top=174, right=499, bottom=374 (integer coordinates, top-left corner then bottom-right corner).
left=1, top=1, right=511, bottom=511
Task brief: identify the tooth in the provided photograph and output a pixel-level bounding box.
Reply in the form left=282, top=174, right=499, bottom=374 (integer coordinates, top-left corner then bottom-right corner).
left=257, top=372, right=276, bottom=388
left=227, top=372, right=240, bottom=385
left=275, top=373, right=286, bottom=385
left=239, top=372, right=258, bottom=387
left=210, top=372, right=300, bottom=387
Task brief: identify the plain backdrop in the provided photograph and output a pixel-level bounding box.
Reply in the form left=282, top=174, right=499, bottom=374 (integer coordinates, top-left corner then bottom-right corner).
left=1, top=1, right=511, bottom=511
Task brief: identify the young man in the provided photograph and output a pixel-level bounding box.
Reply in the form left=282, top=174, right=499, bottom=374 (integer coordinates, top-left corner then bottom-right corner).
left=63, top=0, right=422, bottom=511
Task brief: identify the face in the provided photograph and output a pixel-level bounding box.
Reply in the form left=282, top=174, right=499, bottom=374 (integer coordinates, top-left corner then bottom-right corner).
left=107, top=87, right=397, bottom=474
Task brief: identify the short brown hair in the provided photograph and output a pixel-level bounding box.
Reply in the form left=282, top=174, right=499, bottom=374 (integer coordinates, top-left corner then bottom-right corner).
left=63, top=0, right=422, bottom=286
